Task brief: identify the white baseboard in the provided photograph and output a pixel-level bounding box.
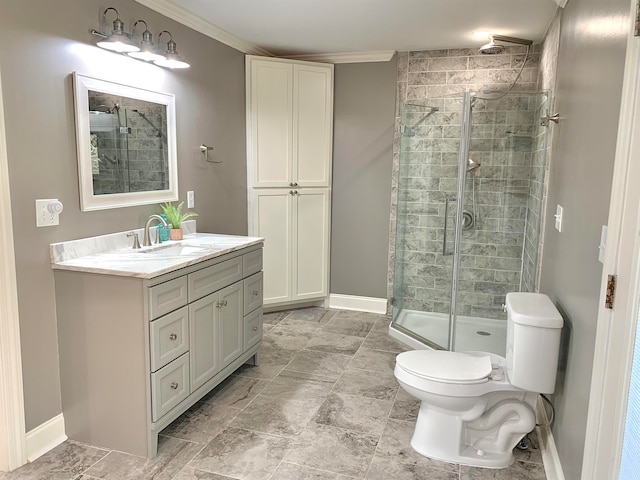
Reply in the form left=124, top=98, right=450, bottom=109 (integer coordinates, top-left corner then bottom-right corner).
left=328, top=294, right=387, bottom=314
left=25, top=414, right=67, bottom=462
left=536, top=398, right=564, bottom=480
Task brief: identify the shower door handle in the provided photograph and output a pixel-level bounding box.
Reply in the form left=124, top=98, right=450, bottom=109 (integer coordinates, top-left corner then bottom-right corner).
left=443, top=196, right=455, bottom=256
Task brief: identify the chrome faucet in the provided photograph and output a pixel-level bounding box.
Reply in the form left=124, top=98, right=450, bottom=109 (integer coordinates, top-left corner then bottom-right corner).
left=143, top=215, right=168, bottom=247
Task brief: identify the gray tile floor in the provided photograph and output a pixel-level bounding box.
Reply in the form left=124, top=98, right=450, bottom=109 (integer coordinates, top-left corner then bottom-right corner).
left=1, top=307, right=547, bottom=480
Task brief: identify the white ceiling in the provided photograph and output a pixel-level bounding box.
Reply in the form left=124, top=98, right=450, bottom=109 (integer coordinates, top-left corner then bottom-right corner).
left=135, top=0, right=559, bottom=59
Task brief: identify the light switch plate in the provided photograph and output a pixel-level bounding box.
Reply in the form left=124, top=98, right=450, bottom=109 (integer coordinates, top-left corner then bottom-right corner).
left=187, top=191, right=195, bottom=209
left=554, top=205, right=563, bottom=233
left=598, top=225, right=607, bottom=263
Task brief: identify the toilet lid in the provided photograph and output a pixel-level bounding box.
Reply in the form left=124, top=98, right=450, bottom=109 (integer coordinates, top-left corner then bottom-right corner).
left=396, top=350, right=492, bottom=384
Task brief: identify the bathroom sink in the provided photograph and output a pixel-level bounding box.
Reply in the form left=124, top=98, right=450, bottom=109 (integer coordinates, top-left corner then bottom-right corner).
left=137, top=244, right=211, bottom=256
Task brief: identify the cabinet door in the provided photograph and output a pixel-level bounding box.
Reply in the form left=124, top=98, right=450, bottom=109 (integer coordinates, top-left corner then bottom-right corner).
left=293, top=189, right=330, bottom=300
left=249, top=60, right=293, bottom=187
left=219, top=282, right=244, bottom=366
left=188, top=294, right=220, bottom=391
left=254, top=190, right=293, bottom=305
left=294, top=64, right=333, bottom=187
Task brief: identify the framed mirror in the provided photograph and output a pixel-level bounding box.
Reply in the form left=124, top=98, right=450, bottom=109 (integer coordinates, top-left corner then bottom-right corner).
left=73, top=72, right=178, bottom=211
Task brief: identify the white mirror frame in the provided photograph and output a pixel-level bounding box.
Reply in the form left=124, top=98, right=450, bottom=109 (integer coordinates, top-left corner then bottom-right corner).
left=73, top=72, right=178, bottom=211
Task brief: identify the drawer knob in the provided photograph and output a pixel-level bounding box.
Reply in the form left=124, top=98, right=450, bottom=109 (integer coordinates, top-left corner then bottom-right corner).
left=252, top=290, right=259, bottom=296
left=170, top=382, right=179, bottom=390
left=252, top=326, right=258, bottom=332
left=169, top=333, right=178, bottom=341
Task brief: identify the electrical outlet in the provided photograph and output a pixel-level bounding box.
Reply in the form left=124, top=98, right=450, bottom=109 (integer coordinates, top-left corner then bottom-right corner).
left=36, top=199, right=63, bottom=227
left=187, top=191, right=195, bottom=209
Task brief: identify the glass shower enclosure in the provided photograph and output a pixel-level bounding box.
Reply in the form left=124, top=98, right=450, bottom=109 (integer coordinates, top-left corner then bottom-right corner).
left=390, top=90, right=549, bottom=355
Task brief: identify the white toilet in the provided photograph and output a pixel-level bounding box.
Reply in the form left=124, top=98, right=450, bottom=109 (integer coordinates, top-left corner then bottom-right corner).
left=394, top=292, right=563, bottom=469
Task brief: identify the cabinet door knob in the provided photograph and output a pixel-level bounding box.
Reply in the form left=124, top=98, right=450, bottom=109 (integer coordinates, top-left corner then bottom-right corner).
left=217, top=300, right=228, bottom=308
left=293, top=182, right=298, bottom=187
left=289, top=190, right=294, bottom=195
left=289, top=182, right=295, bottom=187
left=169, top=333, right=178, bottom=341
left=252, top=290, right=259, bottom=296
left=170, top=382, right=179, bottom=390
left=252, top=326, right=258, bottom=332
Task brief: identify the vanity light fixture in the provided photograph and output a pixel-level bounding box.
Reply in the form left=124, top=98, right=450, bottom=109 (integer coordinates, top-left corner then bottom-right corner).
left=127, top=20, right=165, bottom=62
left=154, top=31, right=190, bottom=69
left=92, top=7, right=140, bottom=53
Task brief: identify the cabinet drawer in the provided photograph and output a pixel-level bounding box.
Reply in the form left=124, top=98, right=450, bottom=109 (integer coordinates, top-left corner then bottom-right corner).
left=243, top=272, right=263, bottom=315
left=149, top=277, right=188, bottom=320
left=151, top=353, right=190, bottom=422
left=189, top=258, right=243, bottom=302
left=150, top=307, right=189, bottom=372
left=244, top=308, right=263, bottom=351
left=243, top=249, right=263, bottom=278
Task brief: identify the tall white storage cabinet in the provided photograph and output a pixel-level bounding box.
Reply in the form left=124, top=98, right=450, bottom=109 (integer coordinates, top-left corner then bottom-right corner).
left=246, top=56, right=333, bottom=307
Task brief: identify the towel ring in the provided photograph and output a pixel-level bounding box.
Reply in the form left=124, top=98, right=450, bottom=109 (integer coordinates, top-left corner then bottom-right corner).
left=200, top=144, right=221, bottom=163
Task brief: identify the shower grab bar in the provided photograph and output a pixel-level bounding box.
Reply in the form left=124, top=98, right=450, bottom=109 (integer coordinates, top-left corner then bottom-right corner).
left=443, top=195, right=456, bottom=256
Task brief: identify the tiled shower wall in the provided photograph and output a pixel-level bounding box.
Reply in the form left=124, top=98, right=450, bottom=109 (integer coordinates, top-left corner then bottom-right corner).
left=388, top=45, right=545, bottom=319
left=533, top=10, right=562, bottom=291
left=89, top=94, right=169, bottom=195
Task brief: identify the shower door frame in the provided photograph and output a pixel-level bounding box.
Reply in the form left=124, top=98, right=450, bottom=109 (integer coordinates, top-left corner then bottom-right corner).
left=447, top=91, right=474, bottom=351
left=391, top=94, right=472, bottom=351
left=392, top=89, right=549, bottom=354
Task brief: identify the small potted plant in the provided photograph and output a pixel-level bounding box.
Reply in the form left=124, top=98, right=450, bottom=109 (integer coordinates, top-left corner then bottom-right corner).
left=160, top=201, right=198, bottom=240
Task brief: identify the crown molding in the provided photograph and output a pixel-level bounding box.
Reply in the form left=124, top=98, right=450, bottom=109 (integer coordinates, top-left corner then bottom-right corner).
left=281, top=50, right=396, bottom=64
left=133, top=0, right=272, bottom=56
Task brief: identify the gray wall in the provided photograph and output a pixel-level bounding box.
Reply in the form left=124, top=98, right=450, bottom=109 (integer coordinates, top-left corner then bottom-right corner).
left=330, top=61, right=396, bottom=298
left=1, top=0, right=247, bottom=430
left=539, top=0, right=630, bottom=478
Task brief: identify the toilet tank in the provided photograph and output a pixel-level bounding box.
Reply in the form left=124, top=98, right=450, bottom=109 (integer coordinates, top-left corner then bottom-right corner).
left=505, top=293, right=563, bottom=394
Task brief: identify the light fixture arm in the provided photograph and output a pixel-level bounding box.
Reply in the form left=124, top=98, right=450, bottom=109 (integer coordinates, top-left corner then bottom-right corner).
left=133, top=20, right=153, bottom=46
left=157, top=30, right=173, bottom=45
left=102, top=7, right=125, bottom=37
left=489, top=34, right=533, bottom=47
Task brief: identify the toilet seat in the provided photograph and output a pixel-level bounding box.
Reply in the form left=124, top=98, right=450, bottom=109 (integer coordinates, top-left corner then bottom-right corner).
left=396, top=350, right=492, bottom=384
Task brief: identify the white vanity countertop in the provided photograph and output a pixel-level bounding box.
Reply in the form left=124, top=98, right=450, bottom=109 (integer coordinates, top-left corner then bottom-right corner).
left=50, top=229, right=264, bottom=279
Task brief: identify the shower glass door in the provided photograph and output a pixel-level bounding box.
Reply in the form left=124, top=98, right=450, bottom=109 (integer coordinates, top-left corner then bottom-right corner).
left=392, top=97, right=463, bottom=350
left=391, top=91, right=549, bottom=355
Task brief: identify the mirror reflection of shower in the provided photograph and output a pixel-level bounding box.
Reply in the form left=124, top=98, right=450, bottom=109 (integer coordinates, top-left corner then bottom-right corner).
left=88, top=91, right=169, bottom=195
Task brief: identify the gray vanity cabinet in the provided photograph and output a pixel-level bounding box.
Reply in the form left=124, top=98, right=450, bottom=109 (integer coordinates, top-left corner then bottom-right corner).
left=54, top=244, right=263, bottom=459
left=189, top=281, right=243, bottom=392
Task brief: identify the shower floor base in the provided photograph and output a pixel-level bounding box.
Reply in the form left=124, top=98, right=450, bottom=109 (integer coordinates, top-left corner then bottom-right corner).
left=391, top=309, right=506, bottom=356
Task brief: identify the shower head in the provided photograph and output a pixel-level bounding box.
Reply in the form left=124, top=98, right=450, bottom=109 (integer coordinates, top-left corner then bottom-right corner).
left=467, top=158, right=481, bottom=173
left=479, top=37, right=505, bottom=55
left=479, top=34, right=533, bottom=55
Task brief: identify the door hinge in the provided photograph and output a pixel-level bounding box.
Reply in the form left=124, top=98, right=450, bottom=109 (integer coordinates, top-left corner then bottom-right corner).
left=605, top=274, right=617, bottom=309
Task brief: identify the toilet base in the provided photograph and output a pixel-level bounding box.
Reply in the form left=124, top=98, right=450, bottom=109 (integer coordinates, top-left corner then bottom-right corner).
left=411, top=438, right=515, bottom=469
left=409, top=395, right=536, bottom=469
